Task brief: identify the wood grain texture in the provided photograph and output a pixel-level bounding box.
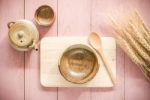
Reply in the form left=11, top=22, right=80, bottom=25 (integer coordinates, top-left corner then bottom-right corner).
left=0, top=0, right=24, bottom=100
left=125, top=56, right=150, bottom=100
left=125, top=0, right=150, bottom=100
left=58, top=0, right=91, bottom=36
left=91, top=0, right=125, bottom=100
left=57, top=0, right=91, bottom=100
left=24, top=0, right=58, bottom=100
left=40, top=37, right=116, bottom=87
left=0, top=0, right=149, bottom=100
left=91, top=47, right=125, bottom=100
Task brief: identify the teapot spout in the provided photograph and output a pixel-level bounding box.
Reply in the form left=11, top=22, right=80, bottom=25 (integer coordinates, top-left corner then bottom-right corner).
left=28, top=39, right=39, bottom=51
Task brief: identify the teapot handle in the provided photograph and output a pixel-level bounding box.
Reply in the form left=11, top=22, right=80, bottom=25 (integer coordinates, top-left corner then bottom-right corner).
left=8, top=22, right=15, bottom=28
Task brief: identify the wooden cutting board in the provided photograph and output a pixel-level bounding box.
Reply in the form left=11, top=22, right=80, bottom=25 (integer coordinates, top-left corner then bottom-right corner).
left=40, top=37, right=116, bottom=87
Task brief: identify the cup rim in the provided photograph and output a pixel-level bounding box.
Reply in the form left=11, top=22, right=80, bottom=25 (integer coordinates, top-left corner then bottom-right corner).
left=34, top=5, right=55, bottom=26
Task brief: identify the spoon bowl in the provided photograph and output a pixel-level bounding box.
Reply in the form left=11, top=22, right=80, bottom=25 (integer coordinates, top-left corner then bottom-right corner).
left=88, top=32, right=102, bottom=49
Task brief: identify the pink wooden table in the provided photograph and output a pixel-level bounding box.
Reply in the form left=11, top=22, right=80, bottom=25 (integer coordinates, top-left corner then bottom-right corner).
left=0, top=0, right=150, bottom=100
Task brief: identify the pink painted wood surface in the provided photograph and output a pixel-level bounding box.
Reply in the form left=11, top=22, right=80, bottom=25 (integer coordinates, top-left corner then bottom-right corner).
left=125, top=57, right=150, bottom=100
left=91, top=0, right=125, bottom=99
left=124, top=0, right=150, bottom=100
left=91, top=0, right=150, bottom=100
left=58, top=0, right=91, bottom=100
left=0, top=0, right=24, bottom=100
left=24, top=0, right=57, bottom=100
left=0, top=0, right=150, bottom=100
left=58, top=0, right=91, bottom=36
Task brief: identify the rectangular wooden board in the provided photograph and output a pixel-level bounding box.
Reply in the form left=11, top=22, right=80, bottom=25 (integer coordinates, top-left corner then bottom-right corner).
left=40, top=37, right=116, bottom=87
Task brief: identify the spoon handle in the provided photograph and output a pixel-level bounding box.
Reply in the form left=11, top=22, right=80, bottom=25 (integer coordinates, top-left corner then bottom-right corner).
left=98, top=48, right=117, bottom=85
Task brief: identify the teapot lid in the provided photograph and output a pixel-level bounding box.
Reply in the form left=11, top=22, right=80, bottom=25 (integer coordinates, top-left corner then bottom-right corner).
left=8, top=20, right=39, bottom=49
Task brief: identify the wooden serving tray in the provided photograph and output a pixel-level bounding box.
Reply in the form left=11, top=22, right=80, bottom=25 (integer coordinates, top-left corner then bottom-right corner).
left=40, top=37, right=116, bottom=87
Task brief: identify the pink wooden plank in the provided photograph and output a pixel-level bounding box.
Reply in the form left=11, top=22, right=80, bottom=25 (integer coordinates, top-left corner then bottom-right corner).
left=91, top=0, right=125, bottom=100
left=125, top=0, right=150, bottom=100
left=58, top=0, right=91, bottom=100
left=58, top=0, right=91, bottom=36
left=0, top=0, right=24, bottom=100
left=24, top=0, right=58, bottom=100
left=125, top=57, right=150, bottom=100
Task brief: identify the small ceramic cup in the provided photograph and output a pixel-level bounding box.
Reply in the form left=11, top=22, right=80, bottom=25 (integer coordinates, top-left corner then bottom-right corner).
left=58, top=44, right=99, bottom=84
left=35, top=5, right=55, bottom=26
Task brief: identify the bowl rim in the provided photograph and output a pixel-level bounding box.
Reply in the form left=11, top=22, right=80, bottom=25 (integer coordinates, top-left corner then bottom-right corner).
left=58, top=44, right=100, bottom=84
left=34, top=5, right=55, bottom=26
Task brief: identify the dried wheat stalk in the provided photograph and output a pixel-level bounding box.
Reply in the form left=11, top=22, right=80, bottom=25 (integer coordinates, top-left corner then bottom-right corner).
left=109, top=11, right=150, bottom=82
left=129, top=22, right=150, bottom=52
left=133, top=11, right=150, bottom=41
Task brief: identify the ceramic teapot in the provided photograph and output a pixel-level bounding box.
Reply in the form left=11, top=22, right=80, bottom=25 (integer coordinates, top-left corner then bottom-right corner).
left=8, top=20, right=39, bottom=51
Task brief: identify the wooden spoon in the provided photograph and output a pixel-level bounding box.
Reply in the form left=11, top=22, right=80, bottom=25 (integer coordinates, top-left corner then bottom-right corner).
left=88, top=32, right=117, bottom=85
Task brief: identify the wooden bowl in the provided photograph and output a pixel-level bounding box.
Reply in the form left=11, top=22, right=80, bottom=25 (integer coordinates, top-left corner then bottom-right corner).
left=35, top=5, right=55, bottom=26
left=59, top=44, right=99, bottom=84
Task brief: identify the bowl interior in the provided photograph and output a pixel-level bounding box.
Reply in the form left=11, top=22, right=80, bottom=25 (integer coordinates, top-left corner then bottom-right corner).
left=59, top=44, right=99, bottom=84
left=35, top=5, right=55, bottom=26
